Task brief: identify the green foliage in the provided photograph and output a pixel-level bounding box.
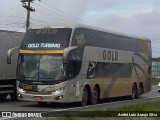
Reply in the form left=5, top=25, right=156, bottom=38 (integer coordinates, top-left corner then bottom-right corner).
left=152, top=57, right=160, bottom=62
left=53, top=101, right=160, bottom=119
left=56, top=117, right=77, bottom=120
left=107, top=101, right=160, bottom=111
left=152, top=77, right=160, bottom=85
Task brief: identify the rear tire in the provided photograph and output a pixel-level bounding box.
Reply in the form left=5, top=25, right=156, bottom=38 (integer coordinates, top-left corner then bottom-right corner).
left=136, top=85, right=142, bottom=99
left=90, top=87, right=99, bottom=105
left=130, top=84, right=137, bottom=100
left=80, top=87, right=89, bottom=106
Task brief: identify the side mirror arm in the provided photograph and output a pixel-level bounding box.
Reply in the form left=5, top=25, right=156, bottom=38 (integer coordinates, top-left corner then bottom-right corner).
left=7, top=47, right=19, bottom=64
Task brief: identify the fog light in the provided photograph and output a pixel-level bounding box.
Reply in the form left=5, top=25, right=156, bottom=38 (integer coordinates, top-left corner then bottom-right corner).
left=18, top=94, right=22, bottom=98
left=55, top=95, right=63, bottom=100
left=59, top=95, right=63, bottom=99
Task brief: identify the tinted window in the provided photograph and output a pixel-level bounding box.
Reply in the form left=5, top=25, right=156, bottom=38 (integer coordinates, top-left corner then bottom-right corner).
left=87, top=62, right=133, bottom=78
left=68, top=60, right=82, bottom=78
left=21, top=28, right=72, bottom=50
left=71, top=28, right=143, bottom=52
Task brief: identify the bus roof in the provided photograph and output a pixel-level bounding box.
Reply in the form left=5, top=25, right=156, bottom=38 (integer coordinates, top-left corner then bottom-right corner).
left=29, top=23, right=94, bottom=29
left=29, top=23, right=149, bottom=41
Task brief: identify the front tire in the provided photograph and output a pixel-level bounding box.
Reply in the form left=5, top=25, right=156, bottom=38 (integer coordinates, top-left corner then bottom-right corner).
left=80, top=87, right=89, bottom=106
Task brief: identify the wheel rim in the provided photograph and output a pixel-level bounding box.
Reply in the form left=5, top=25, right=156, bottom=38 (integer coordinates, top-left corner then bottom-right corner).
left=136, top=85, right=142, bottom=99
left=132, top=85, right=136, bottom=99
left=82, top=88, right=88, bottom=105
left=92, top=89, right=98, bottom=103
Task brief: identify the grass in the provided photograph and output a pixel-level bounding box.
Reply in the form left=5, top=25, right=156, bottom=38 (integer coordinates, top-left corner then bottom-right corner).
left=50, top=101, right=160, bottom=120
left=107, top=101, right=160, bottom=111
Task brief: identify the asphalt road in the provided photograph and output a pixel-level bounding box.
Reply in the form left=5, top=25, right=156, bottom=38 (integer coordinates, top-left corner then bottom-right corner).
left=0, top=85, right=159, bottom=112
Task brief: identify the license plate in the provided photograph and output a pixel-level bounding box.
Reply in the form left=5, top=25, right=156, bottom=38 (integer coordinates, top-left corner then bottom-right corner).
left=23, top=85, right=32, bottom=90
left=34, top=96, right=42, bottom=101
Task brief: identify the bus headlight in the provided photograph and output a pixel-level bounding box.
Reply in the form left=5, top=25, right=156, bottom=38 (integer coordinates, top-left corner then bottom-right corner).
left=51, top=87, right=65, bottom=96
left=18, top=87, right=26, bottom=93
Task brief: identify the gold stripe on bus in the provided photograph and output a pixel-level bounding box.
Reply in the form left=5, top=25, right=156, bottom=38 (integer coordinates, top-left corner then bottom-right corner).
left=20, top=49, right=64, bottom=54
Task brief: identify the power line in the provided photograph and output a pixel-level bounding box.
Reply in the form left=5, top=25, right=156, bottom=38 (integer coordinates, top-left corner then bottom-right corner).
left=35, top=2, right=78, bottom=22
left=0, top=10, right=25, bottom=24
left=35, top=8, right=67, bottom=22
left=40, top=1, right=80, bottom=21
left=0, top=16, right=25, bottom=19
left=40, top=1, right=95, bottom=26
left=1, top=4, right=22, bottom=15
left=30, top=18, right=50, bottom=24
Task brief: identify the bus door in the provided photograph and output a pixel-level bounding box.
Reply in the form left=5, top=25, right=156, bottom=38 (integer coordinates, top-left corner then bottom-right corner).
left=67, top=60, right=76, bottom=102
left=67, top=60, right=81, bottom=102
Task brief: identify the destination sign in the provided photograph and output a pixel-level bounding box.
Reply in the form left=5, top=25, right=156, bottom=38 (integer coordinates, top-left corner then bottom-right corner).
left=21, top=28, right=72, bottom=50
left=27, top=43, right=61, bottom=49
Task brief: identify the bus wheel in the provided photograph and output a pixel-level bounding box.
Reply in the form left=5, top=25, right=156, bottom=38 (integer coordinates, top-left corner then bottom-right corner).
left=0, top=93, right=8, bottom=101
left=80, top=87, right=89, bottom=106
left=90, top=87, right=99, bottom=105
left=130, top=84, right=136, bottom=100
left=136, top=85, right=142, bottom=99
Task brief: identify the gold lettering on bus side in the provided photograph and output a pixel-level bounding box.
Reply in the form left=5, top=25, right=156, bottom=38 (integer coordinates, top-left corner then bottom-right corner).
left=103, top=50, right=118, bottom=61
left=108, top=50, right=111, bottom=61
left=36, top=29, right=57, bottom=35
left=42, top=29, right=48, bottom=34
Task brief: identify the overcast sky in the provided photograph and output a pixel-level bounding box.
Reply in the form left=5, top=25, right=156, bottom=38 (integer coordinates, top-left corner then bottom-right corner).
left=0, top=0, right=160, bottom=57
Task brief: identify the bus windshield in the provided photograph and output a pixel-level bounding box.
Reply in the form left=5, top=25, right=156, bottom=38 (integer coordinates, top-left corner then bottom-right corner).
left=17, top=54, right=66, bottom=81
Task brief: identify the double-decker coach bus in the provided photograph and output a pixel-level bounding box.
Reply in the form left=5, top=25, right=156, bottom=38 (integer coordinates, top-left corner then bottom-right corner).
left=8, top=24, right=152, bottom=106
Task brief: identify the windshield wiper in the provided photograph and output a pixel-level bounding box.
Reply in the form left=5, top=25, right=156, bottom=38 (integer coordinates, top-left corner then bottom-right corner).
left=18, top=75, right=38, bottom=79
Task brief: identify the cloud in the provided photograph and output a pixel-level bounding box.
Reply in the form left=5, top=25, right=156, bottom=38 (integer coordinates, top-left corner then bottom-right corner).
left=1, top=0, right=160, bottom=56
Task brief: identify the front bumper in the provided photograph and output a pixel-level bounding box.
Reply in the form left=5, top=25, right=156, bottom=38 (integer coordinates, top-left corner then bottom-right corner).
left=17, top=91, right=68, bottom=103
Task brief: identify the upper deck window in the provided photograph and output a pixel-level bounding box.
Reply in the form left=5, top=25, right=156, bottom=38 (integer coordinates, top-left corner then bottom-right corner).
left=21, top=28, right=72, bottom=50
left=71, top=28, right=143, bottom=52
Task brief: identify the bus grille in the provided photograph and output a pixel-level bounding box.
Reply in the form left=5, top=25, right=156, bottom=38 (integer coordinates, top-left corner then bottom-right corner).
left=26, top=91, right=52, bottom=95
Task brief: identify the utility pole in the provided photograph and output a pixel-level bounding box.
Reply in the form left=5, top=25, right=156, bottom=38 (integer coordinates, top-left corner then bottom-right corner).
left=21, top=0, right=35, bottom=30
